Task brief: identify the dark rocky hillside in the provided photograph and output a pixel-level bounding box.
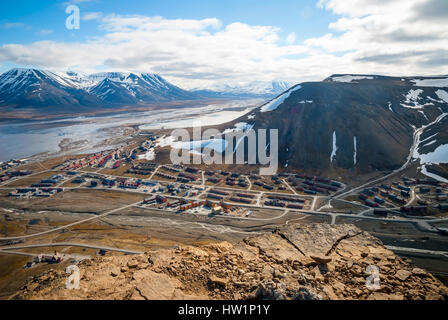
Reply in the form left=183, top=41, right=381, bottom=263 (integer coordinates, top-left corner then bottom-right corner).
left=229, top=75, right=448, bottom=174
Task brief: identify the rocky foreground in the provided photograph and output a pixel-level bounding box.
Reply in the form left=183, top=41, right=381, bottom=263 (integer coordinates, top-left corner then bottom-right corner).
left=14, top=224, right=448, bottom=300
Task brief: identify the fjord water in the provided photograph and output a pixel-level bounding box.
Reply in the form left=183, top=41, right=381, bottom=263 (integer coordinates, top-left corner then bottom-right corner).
left=0, top=100, right=258, bottom=162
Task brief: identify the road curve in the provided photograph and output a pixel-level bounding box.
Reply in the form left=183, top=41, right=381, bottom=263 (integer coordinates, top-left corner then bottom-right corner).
left=386, top=245, right=448, bottom=258
left=332, top=113, right=448, bottom=201
left=1, top=242, right=143, bottom=255
left=0, top=201, right=141, bottom=241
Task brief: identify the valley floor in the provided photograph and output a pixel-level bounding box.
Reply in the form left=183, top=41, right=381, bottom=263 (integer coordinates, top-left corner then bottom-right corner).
left=1, top=107, right=448, bottom=299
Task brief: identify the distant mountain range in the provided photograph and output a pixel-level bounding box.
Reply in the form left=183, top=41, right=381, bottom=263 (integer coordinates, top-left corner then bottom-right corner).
left=0, top=68, right=288, bottom=110
left=230, top=74, right=448, bottom=176
left=86, top=72, right=198, bottom=104
left=191, top=80, right=291, bottom=99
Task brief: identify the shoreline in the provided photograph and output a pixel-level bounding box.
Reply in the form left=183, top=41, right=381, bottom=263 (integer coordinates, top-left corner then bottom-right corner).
left=0, top=99, right=260, bottom=163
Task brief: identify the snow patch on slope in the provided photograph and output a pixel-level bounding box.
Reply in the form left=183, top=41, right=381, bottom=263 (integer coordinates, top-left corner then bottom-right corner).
left=427, top=96, right=444, bottom=104
left=412, top=78, right=448, bottom=88
left=421, top=133, right=439, bottom=144
left=401, top=89, right=433, bottom=109
left=418, top=144, right=448, bottom=165
left=156, top=135, right=227, bottom=154
left=222, top=122, right=254, bottom=134
left=138, top=148, right=155, bottom=161
left=260, top=85, right=302, bottom=113
left=423, top=140, right=436, bottom=147
left=331, top=75, right=374, bottom=83
left=413, top=113, right=448, bottom=160
left=330, top=131, right=338, bottom=163
left=418, top=110, right=429, bottom=121
left=156, top=135, right=176, bottom=148
left=173, top=139, right=227, bottom=153
left=421, top=165, right=448, bottom=183
left=436, top=90, right=448, bottom=103
left=411, top=111, right=448, bottom=181
left=405, top=89, right=423, bottom=103
left=387, top=102, right=393, bottom=112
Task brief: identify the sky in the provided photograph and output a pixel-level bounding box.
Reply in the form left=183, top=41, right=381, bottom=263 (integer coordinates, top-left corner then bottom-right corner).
left=0, top=0, right=447, bottom=90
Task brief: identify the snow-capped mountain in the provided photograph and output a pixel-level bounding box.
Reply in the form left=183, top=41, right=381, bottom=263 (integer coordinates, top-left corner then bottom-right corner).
left=0, top=68, right=292, bottom=110
left=0, top=68, right=77, bottom=93
left=88, top=78, right=139, bottom=104
left=61, top=71, right=95, bottom=88
left=270, top=80, right=291, bottom=94
left=0, top=68, right=102, bottom=107
left=0, top=68, right=197, bottom=109
left=87, top=72, right=197, bottom=103
left=192, top=80, right=292, bottom=99
left=214, top=80, right=291, bottom=95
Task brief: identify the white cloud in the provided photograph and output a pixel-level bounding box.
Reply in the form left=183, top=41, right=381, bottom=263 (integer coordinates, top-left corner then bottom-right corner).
left=0, top=1, right=447, bottom=90
left=82, top=12, right=103, bottom=21
left=1, top=22, right=30, bottom=30
left=286, top=32, right=296, bottom=44
left=39, top=29, right=54, bottom=35
left=99, top=14, right=222, bottom=32
left=0, top=15, right=309, bottom=89
left=309, top=0, right=448, bottom=73
left=63, top=0, right=98, bottom=5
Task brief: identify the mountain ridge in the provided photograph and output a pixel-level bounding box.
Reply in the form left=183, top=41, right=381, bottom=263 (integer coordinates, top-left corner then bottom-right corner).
left=0, top=68, right=288, bottom=110
left=0, top=68, right=199, bottom=108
